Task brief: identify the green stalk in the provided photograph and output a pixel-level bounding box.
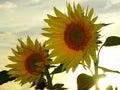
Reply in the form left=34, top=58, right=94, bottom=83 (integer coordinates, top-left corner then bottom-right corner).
left=94, top=45, right=103, bottom=90
left=94, top=60, right=99, bottom=90
left=45, top=67, right=53, bottom=90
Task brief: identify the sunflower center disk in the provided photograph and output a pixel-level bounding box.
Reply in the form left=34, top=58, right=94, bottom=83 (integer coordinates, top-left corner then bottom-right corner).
left=25, top=54, right=44, bottom=74
left=64, top=23, right=88, bottom=50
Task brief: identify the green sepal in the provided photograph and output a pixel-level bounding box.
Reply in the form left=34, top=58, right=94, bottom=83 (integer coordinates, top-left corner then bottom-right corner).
left=102, top=23, right=112, bottom=26
left=51, top=64, right=65, bottom=74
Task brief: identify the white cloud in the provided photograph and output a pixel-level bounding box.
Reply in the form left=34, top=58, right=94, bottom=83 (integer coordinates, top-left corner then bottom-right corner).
left=0, top=32, right=18, bottom=70
left=0, top=32, right=17, bottom=47
left=32, top=0, right=40, bottom=3
left=110, top=0, right=120, bottom=4
left=0, top=1, right=17, bottom=11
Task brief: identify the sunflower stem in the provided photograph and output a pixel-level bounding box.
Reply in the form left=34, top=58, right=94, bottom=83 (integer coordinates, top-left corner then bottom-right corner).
left=94, top=45, right=103, bottom=90
left=45, top=66, right=53, bottom=90
left=94, top=60, right=99, bottom=90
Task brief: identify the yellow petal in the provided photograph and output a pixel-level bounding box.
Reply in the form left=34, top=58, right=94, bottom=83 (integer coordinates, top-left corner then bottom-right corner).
left=91, top=16, right=98, bottom=23
left=54, top=7, right=69, bottom=22
left=87, top=8, right=94, bottom=21
left=27, top=36, right=34, bottom=49
left=18, top=38, right=26, bottom=48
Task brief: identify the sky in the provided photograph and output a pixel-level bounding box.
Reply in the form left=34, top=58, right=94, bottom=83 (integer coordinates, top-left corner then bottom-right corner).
left=0, top=0, right=120, bottom=90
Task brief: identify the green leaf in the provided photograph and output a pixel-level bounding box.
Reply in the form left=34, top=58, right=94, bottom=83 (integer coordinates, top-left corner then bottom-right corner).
left=51, top=64, right=65, bottom=74
left=103, top=36, right=120, bottom=46
left=106, top=86, right=118, bottom=90
left=53, top=83, right=64, bottom=89
left=0, top=70, right=15, bottom=85
left=106, top=85, right=113, bottom=90
left=77, top=73, right=95, bottom=90
left=115, top=87, right=118, bottom=90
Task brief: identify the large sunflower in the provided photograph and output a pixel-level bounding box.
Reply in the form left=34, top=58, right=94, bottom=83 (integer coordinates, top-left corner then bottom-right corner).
left=42, top=3, right=104, bottom=72
left=6, top=36, right=50, bottom=85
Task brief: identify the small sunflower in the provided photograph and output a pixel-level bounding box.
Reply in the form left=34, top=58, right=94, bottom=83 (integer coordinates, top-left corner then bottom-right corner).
left=42, top=3, right=104, bottom=72
left=6, top=36, right=50, bottom=85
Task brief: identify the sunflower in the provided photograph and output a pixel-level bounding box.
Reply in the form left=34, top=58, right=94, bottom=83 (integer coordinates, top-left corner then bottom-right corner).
left=42, top=3, right=104, bottom=72
left=6, top=36, right=50, bottom=85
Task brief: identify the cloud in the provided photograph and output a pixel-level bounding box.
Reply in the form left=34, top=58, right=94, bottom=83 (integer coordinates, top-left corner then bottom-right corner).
left=0, top=32, right=17, bottom=49
left=107, top=2, right=120, bottom=12
left=73, top=0, right=120, bottom=14
left=14, top=26, right=42, bottom=37
left=32, top=0, right=40, bottom=3
left=0, top=1, right=17, bottom=11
